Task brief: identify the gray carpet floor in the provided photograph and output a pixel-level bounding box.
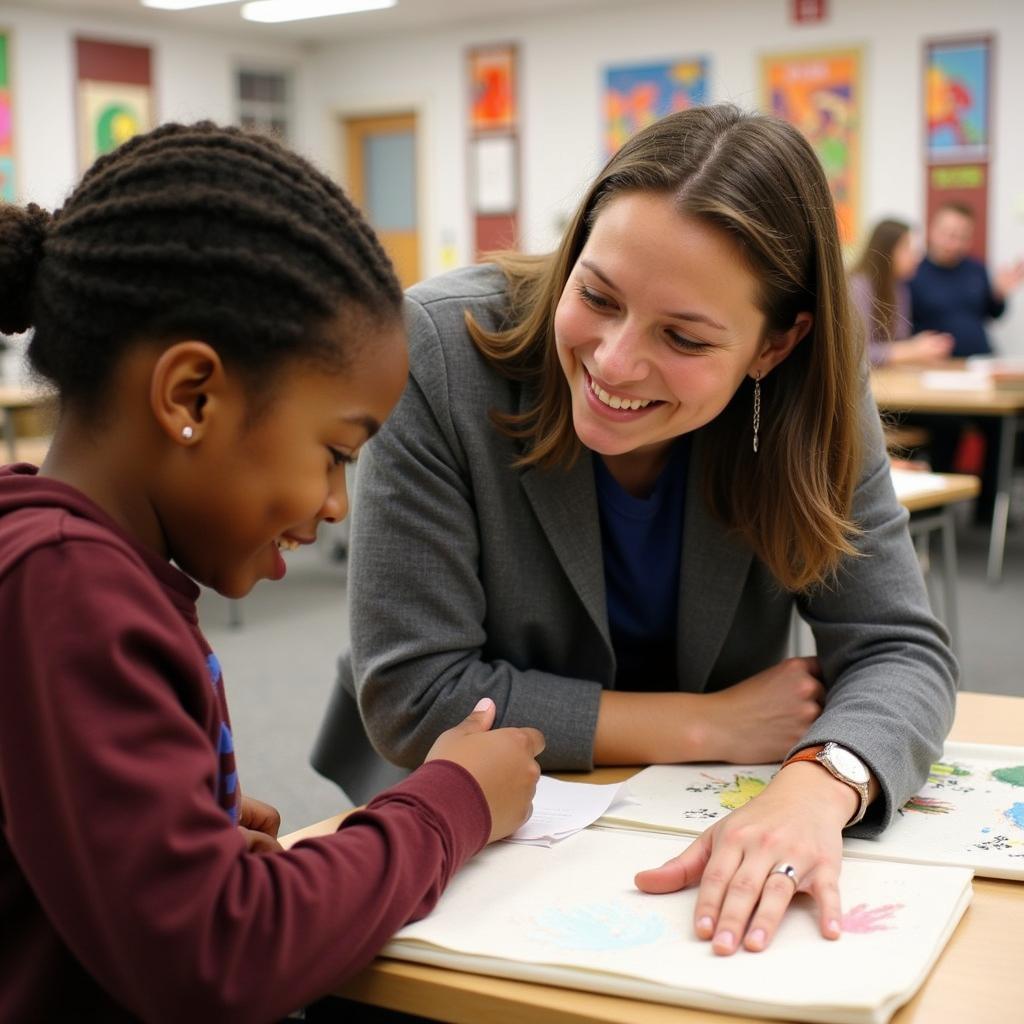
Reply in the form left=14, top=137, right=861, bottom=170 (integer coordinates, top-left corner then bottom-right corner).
left=201, top=507, right=1024, bottom=836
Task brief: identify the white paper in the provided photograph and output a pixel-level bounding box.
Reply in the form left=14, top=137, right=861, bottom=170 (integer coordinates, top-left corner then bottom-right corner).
left=386, top=828, right=973, bottom=1024
left=598, top=741, right=1024, bottom=880
left=472, top=135, right=516, bottom=214
left=506, top=775, right=629, bottom=845
left=920, top=369, right=991, bottom=391
left=889, top=468, right=958, bottom=500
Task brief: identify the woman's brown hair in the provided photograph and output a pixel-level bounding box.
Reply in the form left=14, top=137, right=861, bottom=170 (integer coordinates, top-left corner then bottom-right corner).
left=850, top=218, right=911, bottom=340
left=468, top=103, right=864, bottom=591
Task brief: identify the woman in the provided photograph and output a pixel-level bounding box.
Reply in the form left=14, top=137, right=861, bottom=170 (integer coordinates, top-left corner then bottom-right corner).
left=849, top=218, right=953, bottom=366
left=314, top=105, right=956, bottom=956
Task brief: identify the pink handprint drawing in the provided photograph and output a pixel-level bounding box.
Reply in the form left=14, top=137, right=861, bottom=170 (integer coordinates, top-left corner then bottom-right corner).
left=841, top=903, right=904, bottom=934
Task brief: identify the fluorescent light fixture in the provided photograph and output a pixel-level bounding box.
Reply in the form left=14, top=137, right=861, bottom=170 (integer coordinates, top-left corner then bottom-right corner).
left=141, top=0, right=240, bottom=10
left=242, top=0, right=396, bottom=23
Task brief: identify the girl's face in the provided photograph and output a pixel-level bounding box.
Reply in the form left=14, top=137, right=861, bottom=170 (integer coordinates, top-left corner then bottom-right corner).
left=554, top=193, right=798, bottom=465
left=166, top=321, right=407, bottom=598
left=891, top=231, right=919, bottom=281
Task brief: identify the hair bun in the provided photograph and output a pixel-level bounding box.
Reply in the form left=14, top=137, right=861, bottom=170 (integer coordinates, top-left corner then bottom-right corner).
left=0, top=202, right=53, bottom=334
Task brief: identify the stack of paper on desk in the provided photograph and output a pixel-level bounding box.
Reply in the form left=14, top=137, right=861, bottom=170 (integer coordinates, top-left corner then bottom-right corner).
left=597, top=741, right=1024, bottom=880
left=385, top=828, right=973, bottom=1024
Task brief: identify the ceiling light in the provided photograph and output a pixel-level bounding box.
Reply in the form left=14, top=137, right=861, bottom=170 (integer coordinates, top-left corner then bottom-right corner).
left=241, top=0, right=396, bottom=23
left=141, top=0, right=240, bottom=10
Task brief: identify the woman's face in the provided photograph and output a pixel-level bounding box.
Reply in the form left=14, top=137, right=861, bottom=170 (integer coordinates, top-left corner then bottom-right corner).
left=554, top=192, right=804, bottom=463
left=891, top=231, right=919, bottom=281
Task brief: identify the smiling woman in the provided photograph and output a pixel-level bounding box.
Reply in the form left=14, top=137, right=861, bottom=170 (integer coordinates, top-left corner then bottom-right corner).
left=314, top=102, right=958, bottom=962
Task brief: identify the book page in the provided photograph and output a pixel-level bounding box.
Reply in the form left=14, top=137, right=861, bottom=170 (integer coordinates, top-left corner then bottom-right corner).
left=386, top=828, right=972, bottom=1024
left=597, top=742, right=1024, bottom=879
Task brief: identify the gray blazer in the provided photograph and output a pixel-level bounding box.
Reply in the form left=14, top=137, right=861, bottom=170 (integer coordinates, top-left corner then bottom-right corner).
left=312, top=265, right=958, bottom=834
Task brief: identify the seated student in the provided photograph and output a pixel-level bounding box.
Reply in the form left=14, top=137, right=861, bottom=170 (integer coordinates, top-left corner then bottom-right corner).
left=848, top=218, right=952, bottom=367
left=313, top=104, right=957, bottom=958
left=909, top=200, right=1024, bottom=523
left=0, top=122, right=543, bottom=1023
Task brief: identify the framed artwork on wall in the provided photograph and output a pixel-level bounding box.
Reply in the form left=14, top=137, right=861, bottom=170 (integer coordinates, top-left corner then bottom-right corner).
left=469, top=45, right=516, bottom=133
left=604, top=58, right=709, bottom=156
left=761, top=47, right=861, bottom=246
left=76, top=38, right=153, bottom=172
left=0, top=30, right=15, bottom=202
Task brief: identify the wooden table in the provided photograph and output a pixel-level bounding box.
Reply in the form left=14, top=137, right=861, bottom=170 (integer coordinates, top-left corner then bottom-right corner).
left=0, top=384, right=52, bottom=462
left=872, top=367, right=1024, bottom=583
left=283, top=691, right=1024, bottom=1024
left=891, top=469, right=979, bottom=658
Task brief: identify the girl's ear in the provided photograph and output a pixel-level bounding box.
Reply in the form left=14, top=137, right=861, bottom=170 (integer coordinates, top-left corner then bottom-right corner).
left=149, top=341, right=226, bottom=445
left=752, top=311, right=813, bottom=379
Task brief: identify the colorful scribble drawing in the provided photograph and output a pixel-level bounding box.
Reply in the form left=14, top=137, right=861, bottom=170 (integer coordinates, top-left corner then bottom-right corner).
left=531, top=903, right=666, bottom=952
left=928, top=761, right=972, bottom=783
left=605, top=59, right=708, bottom=155
left=841, top=903, right=904, bottom=934
left=926, top=43, right=988, bottom=159
left=719, top=775, right=767, bottom=810
left=903, top=795, right=954, bottom=815
left=1004, top=803, right=1024, bottom=832
left=992, top=766, right=1024, bottom=788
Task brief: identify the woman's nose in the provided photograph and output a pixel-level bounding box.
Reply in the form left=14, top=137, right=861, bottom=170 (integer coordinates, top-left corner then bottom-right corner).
left=594, top=320, right=647, bottom=384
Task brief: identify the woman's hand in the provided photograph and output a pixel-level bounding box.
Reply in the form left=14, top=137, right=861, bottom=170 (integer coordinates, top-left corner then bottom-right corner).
left=702, top=657, right=825, bottom=764
left=238, top=794, right=284, bottom=855
left=635, top=762, right=857, bottom=954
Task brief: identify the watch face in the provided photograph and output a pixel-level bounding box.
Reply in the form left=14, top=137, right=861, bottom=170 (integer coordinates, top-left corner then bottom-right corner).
left=826, top=744, right=870, bottom=784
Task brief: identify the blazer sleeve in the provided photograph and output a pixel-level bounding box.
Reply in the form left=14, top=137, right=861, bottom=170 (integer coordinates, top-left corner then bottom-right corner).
left=793, top=385, right=959, bottom=836
left=348, top=293, right=604, bottom=771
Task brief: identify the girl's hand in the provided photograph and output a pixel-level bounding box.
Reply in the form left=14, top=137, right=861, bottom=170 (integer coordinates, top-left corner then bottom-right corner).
left=702, top=657, right=825, bottom=764
left=239, top=794, right=284, bottom=855
left=635, top=763, right=857, bottom=954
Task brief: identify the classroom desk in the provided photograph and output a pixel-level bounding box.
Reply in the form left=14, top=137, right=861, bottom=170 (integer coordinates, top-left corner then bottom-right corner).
left=891, top=469, right=979, bottom=658
left=282, top=691, right=1024, bottom=1024
left=871, top=367, right=1024, bottom=584
left=0, top=384, right=52, bottom=463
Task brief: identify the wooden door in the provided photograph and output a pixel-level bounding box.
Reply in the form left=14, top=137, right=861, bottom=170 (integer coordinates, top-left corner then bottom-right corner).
left=344, top=113, right=419, bottom=288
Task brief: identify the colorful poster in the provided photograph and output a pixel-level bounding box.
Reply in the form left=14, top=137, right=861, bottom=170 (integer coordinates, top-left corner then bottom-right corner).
left=76, top=38, right=153, bottom=172
left=0, top=31, right=14, bottom=201
left=469, top=46, right=515, bottom=132
left=762, top=48, right=861, bottom=245
left=604, top=58, right=708, bottom=155
left=926, top=39, right=989, bottom=162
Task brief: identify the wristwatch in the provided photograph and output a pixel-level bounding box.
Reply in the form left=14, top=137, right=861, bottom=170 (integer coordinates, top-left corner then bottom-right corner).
left=781, top=742, right=871, bottom=827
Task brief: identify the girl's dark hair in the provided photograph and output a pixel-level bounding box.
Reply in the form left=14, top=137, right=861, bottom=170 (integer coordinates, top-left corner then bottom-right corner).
left=850, top=217, right=910, bottom=339
left=0, top=121, right=402, bottom=410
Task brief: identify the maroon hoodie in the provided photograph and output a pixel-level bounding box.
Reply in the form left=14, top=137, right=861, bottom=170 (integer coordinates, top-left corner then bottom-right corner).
left=0, top=464, right=489, bottom=1023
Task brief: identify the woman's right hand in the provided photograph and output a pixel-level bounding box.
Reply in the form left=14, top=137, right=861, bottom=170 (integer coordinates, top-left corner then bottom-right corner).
left=702, top=657, right=825, bottom=763
left=425, top=698, right=544, bottom=843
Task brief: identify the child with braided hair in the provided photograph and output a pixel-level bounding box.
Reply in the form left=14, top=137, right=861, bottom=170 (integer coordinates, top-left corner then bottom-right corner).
left=0, top=122, right=543, bottom=1023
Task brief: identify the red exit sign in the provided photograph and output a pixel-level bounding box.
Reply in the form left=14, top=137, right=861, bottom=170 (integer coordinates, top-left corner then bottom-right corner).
left=792, top=0, right=827, bottom=23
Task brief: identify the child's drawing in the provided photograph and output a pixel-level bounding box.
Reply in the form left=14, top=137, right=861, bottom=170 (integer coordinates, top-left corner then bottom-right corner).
left=928, top=761, right=971, bottom=783
left=840, top=903, right=904, bottom=934
left=719, top=774, right=767, bottom=810
left=530, top=902, right=667, bottom=952
left=1004, top=802, right=1024, bottom=832
left=902, top=795, right=954, bottom=815
left=992, top=765, right=1024, bottom=788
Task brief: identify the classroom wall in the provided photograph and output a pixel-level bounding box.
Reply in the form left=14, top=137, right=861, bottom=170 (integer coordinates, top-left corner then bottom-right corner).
left=0, top=4, right=308, bottom=210
left=306, top=0, right=1024, bottom=354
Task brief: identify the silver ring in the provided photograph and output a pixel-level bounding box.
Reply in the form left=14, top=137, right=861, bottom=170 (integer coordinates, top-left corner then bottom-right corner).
left=768, top=863, right=799, bottom=888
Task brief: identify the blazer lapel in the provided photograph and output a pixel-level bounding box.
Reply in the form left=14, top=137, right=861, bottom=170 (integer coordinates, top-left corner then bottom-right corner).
left=677, top=434, right=753, bottom=692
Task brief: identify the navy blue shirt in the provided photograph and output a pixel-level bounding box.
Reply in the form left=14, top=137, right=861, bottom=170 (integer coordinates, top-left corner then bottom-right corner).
left=909, top=256, right=1005, bottom=357
left=594, top=438, right=689, bottom=692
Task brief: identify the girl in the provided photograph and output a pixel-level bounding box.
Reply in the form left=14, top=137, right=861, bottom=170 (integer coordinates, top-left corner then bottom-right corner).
left=0, top=122, right=543, bottom=1022
left=313, top=105, right=957, bottom=957
left=848, top=217, right=952, bottom=366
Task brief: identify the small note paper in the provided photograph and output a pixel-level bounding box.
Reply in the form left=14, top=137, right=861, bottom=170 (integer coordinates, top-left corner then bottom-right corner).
left=507, top=776, right=630, bottom=846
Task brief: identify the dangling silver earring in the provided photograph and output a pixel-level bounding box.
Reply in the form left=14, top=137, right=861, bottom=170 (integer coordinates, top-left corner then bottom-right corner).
left=181, top=425, right=194, bottom=441
left=752, top=372, right=761, bottom=454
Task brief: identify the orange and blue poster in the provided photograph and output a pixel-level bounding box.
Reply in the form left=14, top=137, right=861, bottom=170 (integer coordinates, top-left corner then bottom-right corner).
left=604, top=58, right=708, bottom=155
left=762, top=48, right=861, bottom=246
left=0, top=31, right=14, bottom=202
left=76, top=38, right=153, bottom=172
left=926, top=39, right=989, bottom=163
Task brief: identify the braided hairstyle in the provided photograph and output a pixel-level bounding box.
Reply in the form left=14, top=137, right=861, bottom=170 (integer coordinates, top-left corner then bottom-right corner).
left=0, top=121, right=402, bottom=412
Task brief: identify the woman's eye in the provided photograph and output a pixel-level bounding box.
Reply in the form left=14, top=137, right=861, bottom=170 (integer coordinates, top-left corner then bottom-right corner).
left=667, top=331, right=710, bottom=353
left=576, top=282, right=614, bottom=310
left=328, top=447, right=355, bottom=468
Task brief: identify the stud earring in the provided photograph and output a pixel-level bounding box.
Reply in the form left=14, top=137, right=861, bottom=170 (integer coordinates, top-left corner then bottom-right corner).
left=181, top=425, right=194, bottom=441
left=752, top=372, right=761, bottom=454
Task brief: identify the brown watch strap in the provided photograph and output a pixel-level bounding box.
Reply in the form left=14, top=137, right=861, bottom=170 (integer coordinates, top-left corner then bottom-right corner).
left=781, top=745, right=825, bottom=769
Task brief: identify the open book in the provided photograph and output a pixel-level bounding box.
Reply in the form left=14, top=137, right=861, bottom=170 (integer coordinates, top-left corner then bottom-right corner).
left=384, top=828, right=972, bottom=1024
left=598, top=741, right=1024, bottom=880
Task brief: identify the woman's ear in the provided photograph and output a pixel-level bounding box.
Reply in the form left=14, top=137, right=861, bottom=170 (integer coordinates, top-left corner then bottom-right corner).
left=149, top=341, right=225, bottom=445
left=753, top=311, right=813, bottom=379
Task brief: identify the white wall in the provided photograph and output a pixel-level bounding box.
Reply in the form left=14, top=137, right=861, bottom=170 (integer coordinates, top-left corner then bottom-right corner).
left=309, top=0, right=1024, bottom=353
left=0, top=4, right=309, bottom=210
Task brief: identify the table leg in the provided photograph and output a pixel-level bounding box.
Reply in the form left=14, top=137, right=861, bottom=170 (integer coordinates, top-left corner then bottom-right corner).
left=3, top=408, right=17, bottom=462
left=986, top=414, right=1018, bottom=584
